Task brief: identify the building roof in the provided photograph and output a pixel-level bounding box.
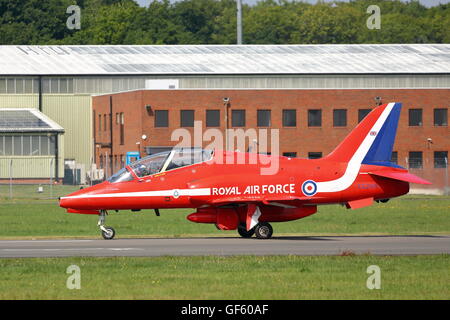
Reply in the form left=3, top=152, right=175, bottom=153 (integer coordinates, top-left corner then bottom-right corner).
left=0, top=44, right=449, bottom=76
left=0, top=108, right=64, bottom=133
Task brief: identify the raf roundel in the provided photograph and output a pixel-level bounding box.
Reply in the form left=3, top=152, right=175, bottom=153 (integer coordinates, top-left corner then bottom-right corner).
left=302, top=180, right=317, bottom=197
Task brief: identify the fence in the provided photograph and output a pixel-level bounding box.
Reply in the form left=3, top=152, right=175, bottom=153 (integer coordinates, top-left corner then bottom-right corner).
left=0, top=156, right=94, bottom=200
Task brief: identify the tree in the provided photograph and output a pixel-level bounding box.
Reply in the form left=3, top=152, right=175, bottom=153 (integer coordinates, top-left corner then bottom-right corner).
left=0, top=0, right=448, bottom=45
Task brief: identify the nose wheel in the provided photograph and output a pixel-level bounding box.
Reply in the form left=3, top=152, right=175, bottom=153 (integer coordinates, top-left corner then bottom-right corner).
left=98, top=210, right=116, bottom=240
left=101, top=226, right=116, bottom=240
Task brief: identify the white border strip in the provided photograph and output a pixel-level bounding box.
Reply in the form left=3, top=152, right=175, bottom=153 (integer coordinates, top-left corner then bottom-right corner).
left=60, top=188, right=211, bottom=200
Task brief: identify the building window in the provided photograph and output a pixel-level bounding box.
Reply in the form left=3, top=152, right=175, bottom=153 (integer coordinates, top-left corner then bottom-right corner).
left=308, top=109, right=322, bottom=127
left=7, top=79, right=15, bottom=93
left=206, top=110, right=220, bottom=127
left=434, top=151, right=448, bottom=168
left=409, top=109, right=422, bottom=126
left=434, top=108, right=448, bottom=126
left=98, top=114, right=102, bottom=132
left=119, top=113, right=124, bottom=145
left=180, top=110, right=194, bottom=127
left=154, top=110, right=168, bottom=127
left=391, top=151, right=398, bottom=165
left=409, top=151, right=423, bottom=169
left=0, top=135, right=56, bottom=156
left=282, top=109, right=296, bottom=127
left=283, top=152, right=297, bottom=158
left=232, top=110, right=245, bottom=127
left=308, top=152, right=322, bottom=159
left=103, top=114, right=107, bottom=131
left=358, top=109, right=371, bottom=123
left=333, top=109, right=347, bottom=127
left=257, top=110, right=271, bottom=127
left=4, top=136, right=12, bottom=155
left=13, top=136, right=22, bottom=155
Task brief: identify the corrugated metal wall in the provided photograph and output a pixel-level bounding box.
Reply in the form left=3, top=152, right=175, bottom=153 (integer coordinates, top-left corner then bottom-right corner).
left=0, top=135, right=64, bottom=179
left=0, top=94, right=91, bottom=175
left=0, top=94, right=38, bottom=108
left=0, top=156, right=59, bottom=179
left=41, top=95, right=92, bottom=168
left=178, top=75, right=450, bottom=89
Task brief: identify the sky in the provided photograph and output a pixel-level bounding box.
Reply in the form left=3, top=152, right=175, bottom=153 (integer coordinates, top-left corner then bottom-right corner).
left=135, top=0, right=449, bottom=8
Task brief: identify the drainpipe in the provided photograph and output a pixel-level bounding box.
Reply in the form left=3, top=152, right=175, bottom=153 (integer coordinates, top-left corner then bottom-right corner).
left=223, top=98, right=230, bottom=151
left=55, top=133, right=59, bottom=182
left=109, top=96, right=114, bottom=175
left=38, top=76, right=43, bottom=112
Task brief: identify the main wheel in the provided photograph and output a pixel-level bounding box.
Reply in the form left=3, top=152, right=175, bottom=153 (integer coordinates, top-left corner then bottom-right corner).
left=101, top=226, right=116, bottom=240
left=237, top=223, right=255, bottom=238
left=255, top=222, right=273, bottom=239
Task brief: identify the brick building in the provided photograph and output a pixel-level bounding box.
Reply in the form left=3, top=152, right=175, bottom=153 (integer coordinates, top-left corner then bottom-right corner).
left=93, top=88, right=449, bottom=192
left=2, top=44, right=449, bottom=186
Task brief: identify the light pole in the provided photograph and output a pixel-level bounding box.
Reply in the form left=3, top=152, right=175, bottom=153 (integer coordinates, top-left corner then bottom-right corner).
left=237, top=0, right=243, bottom=44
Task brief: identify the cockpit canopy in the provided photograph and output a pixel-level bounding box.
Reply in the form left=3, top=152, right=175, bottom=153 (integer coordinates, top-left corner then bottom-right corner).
left=108, top=148, right=213, bottom=183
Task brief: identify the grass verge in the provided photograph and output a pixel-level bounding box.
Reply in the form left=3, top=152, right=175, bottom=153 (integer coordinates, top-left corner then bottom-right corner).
left=0, top=195, right=449, bottom=239
left=0, top=255, right=448, bottom=299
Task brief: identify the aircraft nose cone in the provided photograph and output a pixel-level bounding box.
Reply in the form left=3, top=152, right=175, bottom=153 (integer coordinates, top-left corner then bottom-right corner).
left=59, top=196, right=72, bottom=208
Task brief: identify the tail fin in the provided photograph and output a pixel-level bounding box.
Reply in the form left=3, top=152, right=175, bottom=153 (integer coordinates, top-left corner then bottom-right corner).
left=325, top=102, right=402, bottom=168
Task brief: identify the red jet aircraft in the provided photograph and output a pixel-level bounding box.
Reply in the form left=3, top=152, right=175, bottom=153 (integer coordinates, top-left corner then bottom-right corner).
left=60, top=102, right=430, bottom=239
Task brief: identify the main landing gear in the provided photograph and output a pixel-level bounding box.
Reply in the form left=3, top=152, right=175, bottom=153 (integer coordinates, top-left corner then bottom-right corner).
left=98, top=210, right=116, bottom=240
left=237, top=222, right=273, bottom=239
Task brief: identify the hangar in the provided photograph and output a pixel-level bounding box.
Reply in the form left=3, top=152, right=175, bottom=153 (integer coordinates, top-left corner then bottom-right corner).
left=0, top=44, right=449, bottom=191
left=0, top=108, right=64, bottom=181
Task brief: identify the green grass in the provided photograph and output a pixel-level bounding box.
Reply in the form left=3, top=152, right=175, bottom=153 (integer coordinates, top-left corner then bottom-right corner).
left=1, top=187, right=448, bottom=300
left=0, top=255, right=448, bottom=299
left=0, top=184, right=79, bottom=200
left=0, top=194, right=449, bottom=239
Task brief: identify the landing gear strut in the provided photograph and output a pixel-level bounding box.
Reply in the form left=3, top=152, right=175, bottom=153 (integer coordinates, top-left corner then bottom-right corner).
left=237, top=223, right=255, bottom=238
left=98, top=210, right=115, bottom=240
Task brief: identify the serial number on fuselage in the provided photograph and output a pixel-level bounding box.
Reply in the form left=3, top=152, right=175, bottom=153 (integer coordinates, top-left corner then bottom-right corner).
left=212, top=184, right=296, bottom=196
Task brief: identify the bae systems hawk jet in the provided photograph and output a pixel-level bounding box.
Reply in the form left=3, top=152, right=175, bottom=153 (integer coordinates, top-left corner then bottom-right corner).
left=59, top=102, right=430, bottom=240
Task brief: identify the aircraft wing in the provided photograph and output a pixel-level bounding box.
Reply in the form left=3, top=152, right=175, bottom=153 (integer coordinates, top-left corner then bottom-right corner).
left=369, top=170, right=431, bottom=185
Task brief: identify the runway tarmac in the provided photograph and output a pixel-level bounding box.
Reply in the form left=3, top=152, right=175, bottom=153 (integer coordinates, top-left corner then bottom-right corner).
left=0, top=235, right=449, bottom=258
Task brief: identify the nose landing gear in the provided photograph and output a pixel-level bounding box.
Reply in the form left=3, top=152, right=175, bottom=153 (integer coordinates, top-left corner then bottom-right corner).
left=98, top=210, right=116, bottom=240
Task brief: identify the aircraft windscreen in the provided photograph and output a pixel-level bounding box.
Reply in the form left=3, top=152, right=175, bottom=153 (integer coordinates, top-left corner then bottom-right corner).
left=119, top=149, right=213, bottom=179
left=107, top=167, right=134, bottom=183
left=166, top=149, right=213, bottom=171
left=129, top=151, right=170, bottom=178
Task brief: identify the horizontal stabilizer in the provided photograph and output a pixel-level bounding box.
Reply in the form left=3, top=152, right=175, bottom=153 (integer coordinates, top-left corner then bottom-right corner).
left=369, top=171, right=431, bottom=185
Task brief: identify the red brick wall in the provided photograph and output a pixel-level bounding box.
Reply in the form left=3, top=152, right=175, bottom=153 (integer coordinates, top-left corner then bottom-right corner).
left=92, top=89, right=450, bottom=190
